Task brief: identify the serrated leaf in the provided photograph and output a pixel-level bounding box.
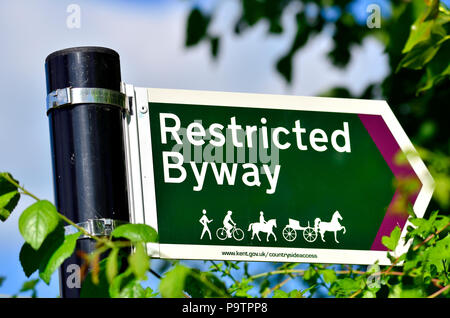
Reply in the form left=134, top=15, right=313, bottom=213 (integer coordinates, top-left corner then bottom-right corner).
left=111, top=224, right=158, bottom=243
left=39, top=232, right=81, bottom=284
left=424, top=234, right=450, bottom=272
left=144, top=287, right=158, bottom=298
left=382, top=226, right=401, bottom=251
left=19, top=200, right=60, bottom=250
left=159, top=265, right=191, bottom=298
left=129, top=243, right=149, bottom=281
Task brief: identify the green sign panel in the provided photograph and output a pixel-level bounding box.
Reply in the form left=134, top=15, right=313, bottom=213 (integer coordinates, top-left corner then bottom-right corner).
left=124, top=87, right=434, bottom=265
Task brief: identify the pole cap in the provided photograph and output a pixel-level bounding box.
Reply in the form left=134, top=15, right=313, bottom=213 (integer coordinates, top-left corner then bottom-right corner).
left=45, top=46, right=121, bottom=94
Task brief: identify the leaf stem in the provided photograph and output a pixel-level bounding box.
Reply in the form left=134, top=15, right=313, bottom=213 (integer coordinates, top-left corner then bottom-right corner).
left=428, top=284, right=450, bottom=298
left=4, top=173, right=103, bottom=243
left=262, top=276, right=293, bottom=298
left=250, top=269, right=306, bottom=280
left=413, top=221, right=450, bottom=251
left=3, top=174, right=40, bottom=201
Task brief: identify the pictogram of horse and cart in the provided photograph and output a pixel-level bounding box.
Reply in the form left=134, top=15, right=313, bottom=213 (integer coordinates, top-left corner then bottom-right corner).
left=282, top=210, right=346, bottom=243
left=247, top=210, right=347, bottom=244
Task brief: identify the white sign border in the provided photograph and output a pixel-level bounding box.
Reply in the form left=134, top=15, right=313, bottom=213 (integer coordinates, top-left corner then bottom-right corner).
left=126, top=87, right=434, bottom=265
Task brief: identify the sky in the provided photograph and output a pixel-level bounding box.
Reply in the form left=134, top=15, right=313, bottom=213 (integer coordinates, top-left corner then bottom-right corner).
left=0, top=0, right=390, bottom=297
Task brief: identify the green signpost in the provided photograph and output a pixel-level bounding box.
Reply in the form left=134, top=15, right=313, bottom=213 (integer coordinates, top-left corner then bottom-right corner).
left=123, top=87, right=434, bottom=265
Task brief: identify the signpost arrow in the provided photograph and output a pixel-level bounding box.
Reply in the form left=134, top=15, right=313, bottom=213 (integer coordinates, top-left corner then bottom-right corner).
left=123, top=87, right=434, bottom=265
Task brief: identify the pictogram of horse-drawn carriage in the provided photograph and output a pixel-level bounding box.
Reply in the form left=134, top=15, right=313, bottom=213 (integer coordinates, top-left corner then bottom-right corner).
left=282, top=211, right=346, bottom=243
left=282, top=219, right=317, bottom=242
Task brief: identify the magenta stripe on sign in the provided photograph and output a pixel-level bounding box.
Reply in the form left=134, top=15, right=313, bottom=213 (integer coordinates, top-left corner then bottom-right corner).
left=358, top=114, right=421, bottom=251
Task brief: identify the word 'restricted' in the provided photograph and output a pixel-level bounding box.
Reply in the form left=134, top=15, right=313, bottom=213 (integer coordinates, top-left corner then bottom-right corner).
left=159, top=112, right=351, bottom=194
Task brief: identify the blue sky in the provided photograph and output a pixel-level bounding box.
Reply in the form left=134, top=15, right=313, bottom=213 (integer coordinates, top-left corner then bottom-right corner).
left=0, top=0, right=391, bottom=297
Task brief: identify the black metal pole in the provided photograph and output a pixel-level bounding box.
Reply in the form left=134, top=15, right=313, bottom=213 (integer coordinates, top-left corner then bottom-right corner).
left=45, top=47, right=130, bottom=298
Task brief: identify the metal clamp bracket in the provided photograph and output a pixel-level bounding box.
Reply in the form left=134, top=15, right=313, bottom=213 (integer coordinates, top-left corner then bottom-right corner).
left=64, top=218, right=126, bottom=239
left=46, top=87, right=127, bottom=113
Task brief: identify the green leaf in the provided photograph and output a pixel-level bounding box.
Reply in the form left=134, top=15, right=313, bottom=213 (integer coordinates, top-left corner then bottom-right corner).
left=106, top=248, right=119, bottom=284
left=396, top=34, right=442, bottom=71
left=332, top=277, right=363, bottom=297
left=273, top=290, right=288, bottom=298
left=234, top=278, right=253, bottom=298
left=276, top=53, right=293, bottom=83
left=423, top=0, right=440, bottom=21
left=424, top=234, right=450, bottom=272
left=416, top=40, right=450, bottom=94
left=109, top=254, right=157, bottom=298
left=402, top=0, right=442, bottom=54
left=362, top=290, right=377, bottom=298
left=382, top=226, right=402, bottom=251
left=320, top=269, right=337, bottom=284
left=19, top=279, right=39, bottom=293
left=287, top=290, right=305, bottom=298
left=128, top=243, right=149, bottom=281
left=0, top=276, right=5, bottom=287
left=402, top=20, right=435, bottom=54
left=0, top=173, right=20, bottom=222
left=19, top=223, right=65, bottom=278
left=388, top=283, right=424, bottom=298
left=159, top=264, right=191, bottom=298
left=117, top=280, right=147, bottom=298
left=144, top=287, right=158, bottom=298
left=111, top=224, right=158, bottom=243
left=109, top=270, right=130, bottom=298
left=0, top=173, right=17, bottom=195
left=19, top=200, right=60, bottom=250
left=185, top=8, right=210, bottom=47
left=39, top=231, right=81, bottom=284
left=0, top=190, right=20, bottom=222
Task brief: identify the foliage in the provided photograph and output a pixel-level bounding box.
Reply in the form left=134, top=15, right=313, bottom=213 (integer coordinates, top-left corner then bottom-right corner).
left=1, top=170, right=448, bottom=298
left=0, top=172, right=158, bottom=298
